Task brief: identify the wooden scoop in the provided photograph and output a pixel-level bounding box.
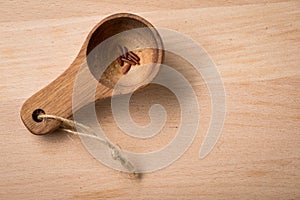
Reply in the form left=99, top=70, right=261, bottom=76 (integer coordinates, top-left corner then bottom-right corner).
left=20, top=13, right=164, bottom=135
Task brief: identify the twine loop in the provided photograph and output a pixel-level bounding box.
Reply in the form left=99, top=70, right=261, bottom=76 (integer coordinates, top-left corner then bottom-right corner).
left=37, top=114, right=135, bottom=173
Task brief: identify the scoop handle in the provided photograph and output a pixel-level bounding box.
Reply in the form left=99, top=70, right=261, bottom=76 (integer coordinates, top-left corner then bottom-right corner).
left=20, top=49, right=111, bottom=135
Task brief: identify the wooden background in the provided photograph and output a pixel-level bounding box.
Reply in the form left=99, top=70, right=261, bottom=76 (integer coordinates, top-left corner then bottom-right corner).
left=0, top=0, right=299, bottom=199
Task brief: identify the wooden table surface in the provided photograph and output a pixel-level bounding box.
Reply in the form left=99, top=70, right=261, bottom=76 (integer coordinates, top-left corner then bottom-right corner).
left=0, top=0, right=299, bottom=199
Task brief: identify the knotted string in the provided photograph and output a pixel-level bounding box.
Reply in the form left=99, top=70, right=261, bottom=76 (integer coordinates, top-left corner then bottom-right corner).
left=37, top=114, right=135, bottom=173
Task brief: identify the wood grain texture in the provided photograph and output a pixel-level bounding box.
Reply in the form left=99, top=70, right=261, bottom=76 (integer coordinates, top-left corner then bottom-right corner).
left=0, top=0, right=299, bottom=199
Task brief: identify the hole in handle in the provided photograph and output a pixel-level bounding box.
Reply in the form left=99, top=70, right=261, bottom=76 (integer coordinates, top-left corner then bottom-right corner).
left=32, top=109, right=45, bottom=122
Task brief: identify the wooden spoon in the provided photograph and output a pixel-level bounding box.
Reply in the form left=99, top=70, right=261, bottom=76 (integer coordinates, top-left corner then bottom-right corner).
left=20, top=13, right=163, bottom=135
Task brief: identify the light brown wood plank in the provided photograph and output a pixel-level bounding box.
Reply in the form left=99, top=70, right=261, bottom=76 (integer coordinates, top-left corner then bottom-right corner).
left=0, top=1, right=299, bottom=199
